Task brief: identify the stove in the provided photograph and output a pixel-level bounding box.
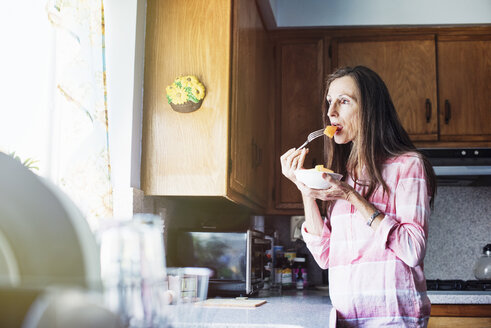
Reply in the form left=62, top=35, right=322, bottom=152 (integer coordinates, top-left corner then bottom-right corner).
left=426, top=279, right=491, bottom=291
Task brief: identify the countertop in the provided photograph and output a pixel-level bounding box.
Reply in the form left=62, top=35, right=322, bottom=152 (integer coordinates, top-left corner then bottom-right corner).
left=166, top=288, right=491, bottom=328
left=427, top=290, right=491, bottom=304
left=169, top=289, right=332, bottom=328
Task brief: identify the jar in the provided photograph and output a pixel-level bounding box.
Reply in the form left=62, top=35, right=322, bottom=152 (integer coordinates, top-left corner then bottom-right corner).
left=474, top=244, right=491, bottom=280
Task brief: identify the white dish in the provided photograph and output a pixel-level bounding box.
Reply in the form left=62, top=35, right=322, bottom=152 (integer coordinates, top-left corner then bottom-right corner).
left=294, top=169, right=343, bottom=189
left=0, top=153, right=101, bottom=290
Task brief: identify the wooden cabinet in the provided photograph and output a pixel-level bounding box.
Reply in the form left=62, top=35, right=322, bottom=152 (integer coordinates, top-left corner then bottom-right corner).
left=230, top=0, right=274, bottom=207
left=269, top=26, right=491, bottom=214
left=428, top=304, right=491, bottom=328
left=272, top=38, right=326, bottom=212
left=332, top=33, right=491, bottom=144
left=332, top=35, right=438, bottom=141
left=437, top=36, right=491, bottom=141
left=141, top=0, right=274, bottom=209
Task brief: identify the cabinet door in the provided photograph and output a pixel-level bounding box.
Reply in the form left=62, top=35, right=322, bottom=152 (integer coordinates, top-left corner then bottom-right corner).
left=229, top=0, right=273, bottom=207
left=437, top=37, right=491, bottom=141
left=333, top=36, right=438, bottom=141
left=275, top=39, right=325, bottom=210
left=141, top=0, right=231, bottom=196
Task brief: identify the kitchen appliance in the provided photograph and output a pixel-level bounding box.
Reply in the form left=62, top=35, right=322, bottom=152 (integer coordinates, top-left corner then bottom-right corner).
left=426, top=279, right=491, bottom=291
left=419, top=148, right=491, bottom=186
left=474, top=244, right=491, bottom=280
left=171, top=229, right=271, bottom=296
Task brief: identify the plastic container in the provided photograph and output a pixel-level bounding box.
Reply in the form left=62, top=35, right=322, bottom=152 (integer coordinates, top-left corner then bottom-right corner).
left=474, top=244, right=491, bottom=280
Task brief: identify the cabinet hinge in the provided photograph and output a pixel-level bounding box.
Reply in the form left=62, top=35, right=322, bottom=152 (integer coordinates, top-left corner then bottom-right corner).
left=328, top=44, right=332, bottom=59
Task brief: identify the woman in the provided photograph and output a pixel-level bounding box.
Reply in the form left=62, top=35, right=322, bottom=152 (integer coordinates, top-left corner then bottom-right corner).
left=280, top=66, right=436, bottom=327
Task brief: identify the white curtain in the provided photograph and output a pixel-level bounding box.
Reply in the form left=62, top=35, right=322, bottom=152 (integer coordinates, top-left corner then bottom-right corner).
left=45, top=0, right=113, bottom=226
left=1, top=0, right=115, bottom=227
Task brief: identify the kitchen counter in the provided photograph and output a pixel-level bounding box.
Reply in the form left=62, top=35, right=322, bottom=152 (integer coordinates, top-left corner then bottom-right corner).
left=169, top=289, right=332, bottom=328
left=167, top=288, right=491, bottom=328
left=428, top=290, right=491, bottom=304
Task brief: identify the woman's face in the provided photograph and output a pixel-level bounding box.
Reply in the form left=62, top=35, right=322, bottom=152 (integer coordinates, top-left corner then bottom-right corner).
left=326, top=76, right=361, bottom=144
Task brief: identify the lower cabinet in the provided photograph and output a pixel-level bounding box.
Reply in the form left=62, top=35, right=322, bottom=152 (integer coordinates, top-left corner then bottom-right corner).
left=428, top=304, right=491, bottom=328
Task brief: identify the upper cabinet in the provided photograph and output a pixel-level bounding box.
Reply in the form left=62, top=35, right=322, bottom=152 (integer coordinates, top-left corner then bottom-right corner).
left=270, top=26, right=491, bottom=213
left=331, top=30, right=491, bottom=145
left=271, top=38, right=326, bottom=213
left=437, top=36, right=491, bottom=140
left=332, top=35, right=438, bottom=141
left=230, top=0, right=275, bottom=207
left=141, top=0, right=274, bottom=209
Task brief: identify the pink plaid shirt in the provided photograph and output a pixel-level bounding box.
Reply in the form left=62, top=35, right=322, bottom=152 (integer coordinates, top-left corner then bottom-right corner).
left=302, top=153, right=431, bottom=327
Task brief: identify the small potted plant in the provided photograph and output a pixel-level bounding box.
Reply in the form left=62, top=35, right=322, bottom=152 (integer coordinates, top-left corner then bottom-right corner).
left=7, top=151, right=39, bottom=171
left=165, top=75, right=206, bottom=113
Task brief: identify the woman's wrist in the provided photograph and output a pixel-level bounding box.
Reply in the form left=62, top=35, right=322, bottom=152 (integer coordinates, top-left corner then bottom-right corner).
left=346, top=188, right=360, bottom=204
left=347, top=190, right=384, bottom=229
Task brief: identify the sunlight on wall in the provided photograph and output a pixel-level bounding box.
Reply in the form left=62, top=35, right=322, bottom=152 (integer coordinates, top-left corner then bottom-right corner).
left=0, top=1, right=53, bottom=177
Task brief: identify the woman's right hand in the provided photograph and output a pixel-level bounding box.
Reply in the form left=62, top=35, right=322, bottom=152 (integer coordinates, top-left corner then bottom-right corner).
left=280, top=148, right=309, bottom=184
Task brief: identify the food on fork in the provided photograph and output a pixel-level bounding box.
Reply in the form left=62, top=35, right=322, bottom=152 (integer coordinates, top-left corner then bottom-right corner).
left=324, top=125, right=338, bottom=138
left=315, top=165, right=334, bottom=173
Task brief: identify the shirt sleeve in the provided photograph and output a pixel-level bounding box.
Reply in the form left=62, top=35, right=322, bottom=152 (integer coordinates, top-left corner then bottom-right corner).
left=301, top=218, right=332, bottom=269
left=373, top=156, right=430, bottom=268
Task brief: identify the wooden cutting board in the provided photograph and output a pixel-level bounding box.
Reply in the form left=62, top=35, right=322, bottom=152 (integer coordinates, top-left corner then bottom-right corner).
left=196, top=298, right=267, bottom=308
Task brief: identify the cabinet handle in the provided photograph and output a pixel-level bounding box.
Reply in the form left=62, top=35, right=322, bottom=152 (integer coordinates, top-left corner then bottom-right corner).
left=251, top=139, right=256, bottom=169
left=444, top=100, right=451, bottom=124
left=256, top=146, right=262, bottom=167
left=425, top=98, right=431, bottom=123
left=251, top=139, right=262, bottom=168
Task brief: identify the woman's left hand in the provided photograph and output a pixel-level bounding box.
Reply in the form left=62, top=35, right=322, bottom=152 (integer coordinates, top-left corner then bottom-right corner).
left=301, top=173, right=357, bottom=202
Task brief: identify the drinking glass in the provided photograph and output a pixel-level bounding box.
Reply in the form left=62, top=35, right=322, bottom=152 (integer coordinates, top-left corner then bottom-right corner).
left=164, top=267, right=213, bottom=327
left=96, top=214, right=169, bottom=328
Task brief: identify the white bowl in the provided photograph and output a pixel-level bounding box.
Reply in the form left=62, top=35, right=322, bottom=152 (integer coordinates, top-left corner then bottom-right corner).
left=294, top=169, right=343, bottom=189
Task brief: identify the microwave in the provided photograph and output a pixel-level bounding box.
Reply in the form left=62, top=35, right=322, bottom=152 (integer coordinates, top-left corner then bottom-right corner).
left=171, top=229, right=271, bottom=296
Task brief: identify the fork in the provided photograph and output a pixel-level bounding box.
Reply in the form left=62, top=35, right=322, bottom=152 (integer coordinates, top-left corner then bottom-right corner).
left=298, top=128, right=325, bottom=150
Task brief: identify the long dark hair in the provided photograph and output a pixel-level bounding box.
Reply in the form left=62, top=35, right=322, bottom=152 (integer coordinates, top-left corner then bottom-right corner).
left=322, top=66, right=436, bottom=206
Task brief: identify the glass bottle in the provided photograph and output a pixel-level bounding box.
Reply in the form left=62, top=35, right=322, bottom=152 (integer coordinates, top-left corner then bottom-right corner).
left=293, top=257, right=307, bottom=289
left=474, top=244, right=491, bottom=280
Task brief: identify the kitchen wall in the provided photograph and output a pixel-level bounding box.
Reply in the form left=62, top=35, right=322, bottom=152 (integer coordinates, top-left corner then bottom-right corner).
left=140, top=185, right=491, bottom=286
left=270, top=0, right=491, bottom=27
left=265, top=186, right=491, bottom=285
left=265, top=215, right=327, bottom=287
left=105, top=0, right=147, bottom=218
left=141, top=196, right=254, bottom=266
left=425, top=186, right=491, bottom=280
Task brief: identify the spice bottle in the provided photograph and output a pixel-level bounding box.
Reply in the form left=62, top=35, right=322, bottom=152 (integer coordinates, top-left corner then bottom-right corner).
left=293, top=257, right=307, bottom=289
left=281, top=256, right=293, bottom=289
